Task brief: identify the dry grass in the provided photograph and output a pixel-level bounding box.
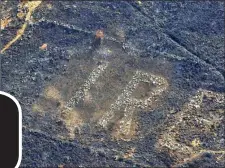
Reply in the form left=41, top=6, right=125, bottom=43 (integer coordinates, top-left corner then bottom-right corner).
left=32, top=103, right=44, bottom=113
left=1, top=16, right=12, bottom=30
left=60, top=108, right=83, bottom=139
left=112, top=118, right=138, bottom=141
left=32, top=84, right=84, bottom=139
left=123, top=147, right=136, bottom=159
left=156, top=89, right=225, bottom=166
left=44, top=86, right=62, bottom=101
left=1, top=1, right=42, bottom=53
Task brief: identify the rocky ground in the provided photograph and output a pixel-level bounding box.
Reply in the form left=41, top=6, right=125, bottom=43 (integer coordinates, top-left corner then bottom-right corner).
left=0, top=1, right=224, bottom=167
